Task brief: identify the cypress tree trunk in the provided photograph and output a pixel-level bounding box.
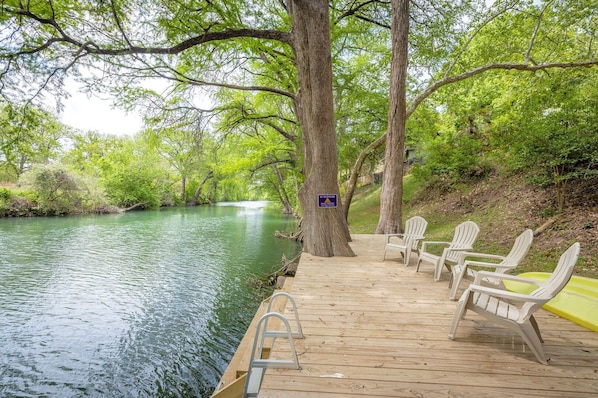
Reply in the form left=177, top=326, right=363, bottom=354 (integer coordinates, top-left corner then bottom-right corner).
left=290, top=0, right=354, bottom=256
left=376, top=0, right=410, bottom=234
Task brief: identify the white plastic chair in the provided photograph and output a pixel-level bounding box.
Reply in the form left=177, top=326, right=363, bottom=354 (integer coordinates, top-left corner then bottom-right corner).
left=416, top=221, right=480, bottom=281
left=382, top=216, right=428, bottom=266
left=448, top=229, right=534, bottom=300
left=448, top=242, right=581, bottom=365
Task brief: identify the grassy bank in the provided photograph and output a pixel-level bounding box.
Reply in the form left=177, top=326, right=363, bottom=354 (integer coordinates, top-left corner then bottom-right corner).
left=347, top=174, right=598, bottom=278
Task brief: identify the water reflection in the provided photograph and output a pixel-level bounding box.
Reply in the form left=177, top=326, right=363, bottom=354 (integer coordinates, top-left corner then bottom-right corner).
left=0, top=203, right=300, bottom=397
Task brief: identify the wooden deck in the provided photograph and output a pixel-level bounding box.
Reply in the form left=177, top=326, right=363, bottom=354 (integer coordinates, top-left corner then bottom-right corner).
left=256, top=234, right=598, bottom=397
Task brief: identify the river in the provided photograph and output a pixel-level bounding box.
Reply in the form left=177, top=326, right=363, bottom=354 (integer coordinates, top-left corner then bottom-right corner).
left=0, top=202, right=301, bottom=397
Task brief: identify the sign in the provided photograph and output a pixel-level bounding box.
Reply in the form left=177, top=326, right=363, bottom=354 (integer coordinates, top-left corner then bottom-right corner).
left=318, top=194, right=338, bottom=208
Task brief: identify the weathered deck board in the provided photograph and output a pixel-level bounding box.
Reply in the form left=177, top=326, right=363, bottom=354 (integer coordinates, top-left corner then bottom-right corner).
left=258, top=234, right=598, bottom=397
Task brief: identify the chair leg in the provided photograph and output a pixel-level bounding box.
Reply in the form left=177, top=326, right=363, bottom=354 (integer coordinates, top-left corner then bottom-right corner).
left=529, top=315, right=544, bottom=343
left=448, top=290, right=470, bottom=340
left=518, top=321, right=548, bottom=365
left=449, top=266, right=465, bottom=301
left=434, top=251, right=449, bottom=281
left=404, top=246, right=412, bottom=266
left=433, top=260, right=443, bottom=282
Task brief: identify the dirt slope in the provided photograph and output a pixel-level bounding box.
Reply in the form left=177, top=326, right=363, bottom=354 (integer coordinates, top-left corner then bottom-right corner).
left=409, top=174, right=597, bottom=278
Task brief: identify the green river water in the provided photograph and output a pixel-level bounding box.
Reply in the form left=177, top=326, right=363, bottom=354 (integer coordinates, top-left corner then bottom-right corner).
left=0, top=202, right=301, bottom=397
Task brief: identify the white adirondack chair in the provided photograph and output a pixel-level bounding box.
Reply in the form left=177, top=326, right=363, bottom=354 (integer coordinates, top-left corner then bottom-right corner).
left=448, top=229, right=534, bottom=300
left=416, top=221, right=480, bottom=282
left=382, top=216, right=428, bottom=266
left=448, top=242, right=581, bottom=365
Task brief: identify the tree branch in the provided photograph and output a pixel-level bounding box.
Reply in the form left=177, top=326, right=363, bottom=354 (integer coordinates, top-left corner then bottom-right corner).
left=410, top=60, right=598, bottom=118
left=444, top=2, right=518, bottom=79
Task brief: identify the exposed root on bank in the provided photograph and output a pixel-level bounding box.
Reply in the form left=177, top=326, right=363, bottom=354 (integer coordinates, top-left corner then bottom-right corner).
left=246, top=252, right=302, bottom=296
left=274, top=229, right=304, bottom=242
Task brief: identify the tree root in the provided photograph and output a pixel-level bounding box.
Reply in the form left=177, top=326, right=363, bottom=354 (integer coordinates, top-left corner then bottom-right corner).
left=533, top=215, right=561, bottom=237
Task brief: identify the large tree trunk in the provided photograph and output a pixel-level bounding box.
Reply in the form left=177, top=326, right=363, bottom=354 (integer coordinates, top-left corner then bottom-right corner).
left=376, top=0, right=410, bottom=234
left=290, top=0, right=354, bottom=257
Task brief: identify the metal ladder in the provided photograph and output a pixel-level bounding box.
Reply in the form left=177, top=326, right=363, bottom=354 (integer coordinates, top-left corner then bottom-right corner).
left=243, top=292, right=303, bottom=397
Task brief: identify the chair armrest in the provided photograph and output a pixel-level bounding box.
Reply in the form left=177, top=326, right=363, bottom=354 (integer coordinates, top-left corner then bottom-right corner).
left=385, top=233, right=405, bottom=243
left=407, top=235, right=425, bottom=244
left=468, top=284, right=547, bottom=303
left=463, top=259, right=514, bottom=271
left=421, top=241, right=450, bottom=251
left=442, top=246, right=474, bottom=257
left=386, top=233, right=405, bottom=238
left=473, top=271, right=544, bottom=286
left=458, top=251, right=505, bottom=264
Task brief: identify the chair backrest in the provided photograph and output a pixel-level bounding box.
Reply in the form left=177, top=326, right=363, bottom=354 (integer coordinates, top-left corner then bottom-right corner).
left=449, top=221, right=480, bottom=248
left=404, top=216, right=428, bottom=247
left=446, top=221, right=480, bottom=261
left=496, top=229, right=534, bottom=272
left=520, top=242, right=581, bottom=320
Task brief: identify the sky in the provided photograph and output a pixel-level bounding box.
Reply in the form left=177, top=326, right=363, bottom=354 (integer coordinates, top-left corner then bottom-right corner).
left=60, top=90, right=143, bottom=136
left=59, top=78, right=211, bottom=136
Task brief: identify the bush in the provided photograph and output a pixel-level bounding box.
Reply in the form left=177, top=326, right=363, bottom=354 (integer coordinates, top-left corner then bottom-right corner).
left=18, top=164, right=86, bottom=215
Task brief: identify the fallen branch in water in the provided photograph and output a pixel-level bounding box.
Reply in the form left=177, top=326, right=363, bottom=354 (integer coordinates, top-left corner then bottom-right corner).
left=121, top=203, right=147, bottom=212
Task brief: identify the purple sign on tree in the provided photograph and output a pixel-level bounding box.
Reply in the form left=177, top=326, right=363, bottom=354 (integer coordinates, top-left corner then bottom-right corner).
left=318, top=194, right=338, bottom=208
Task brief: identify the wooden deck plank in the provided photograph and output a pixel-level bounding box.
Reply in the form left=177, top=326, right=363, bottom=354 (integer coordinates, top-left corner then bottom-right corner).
left=258, top=234, right=598, bottom=397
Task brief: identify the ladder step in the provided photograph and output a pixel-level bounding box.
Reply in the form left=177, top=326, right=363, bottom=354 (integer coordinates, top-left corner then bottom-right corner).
left=263, top=330, right=303, bottom=339
left=252, top=359, right=300, bottom=369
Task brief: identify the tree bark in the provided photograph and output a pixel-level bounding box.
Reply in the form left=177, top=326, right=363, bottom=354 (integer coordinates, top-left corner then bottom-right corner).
left=180, top=176, right=186, bottom=202
left=290, top=0, right=354, bottom=257
left=187, top=171, right=213, bottom=206
left=376, top=0, right=410, bottom=235
left=271, top=164, right=296, bottom=216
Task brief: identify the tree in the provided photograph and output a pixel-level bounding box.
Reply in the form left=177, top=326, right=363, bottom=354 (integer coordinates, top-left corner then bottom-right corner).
left=364, top=0, right=598, bottom=234
left=0, top=102, right=65, bottom=181
left=64, top=132, right=173, bottom=208
left=291, top=0, right=354, bottom=256
left=214, top=84, right=300, bottom=214
left=0, top=0, right=353, bottom=256
left=18, top=163, right=85, bottom=215
left=141, top=95, right=213, bottom=204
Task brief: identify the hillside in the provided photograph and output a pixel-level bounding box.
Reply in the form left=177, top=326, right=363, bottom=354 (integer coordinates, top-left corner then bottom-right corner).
left=348, top=173, right=597, bottom=278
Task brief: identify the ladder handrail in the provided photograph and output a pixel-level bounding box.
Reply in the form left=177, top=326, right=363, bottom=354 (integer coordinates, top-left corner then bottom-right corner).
left=266, top=291, right=304, bottom=339
left=243, top=293, right=303, bottom=398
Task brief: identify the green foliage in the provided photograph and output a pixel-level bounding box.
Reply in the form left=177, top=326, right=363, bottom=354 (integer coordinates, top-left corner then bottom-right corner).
left=97, top=138, right=172, bottom=209
left=1, top=0, right=597, bottom=221
left=490, top=69, right=598, bottom=209
left=412, top=128, right=492, bottom=189
left=0, top=187, right=11, bottom=201
left=0, top=102, right=66, bottom=181
left=63, top=133, right=176, bottom=209
left=18, top=164, right=86, bottom=215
